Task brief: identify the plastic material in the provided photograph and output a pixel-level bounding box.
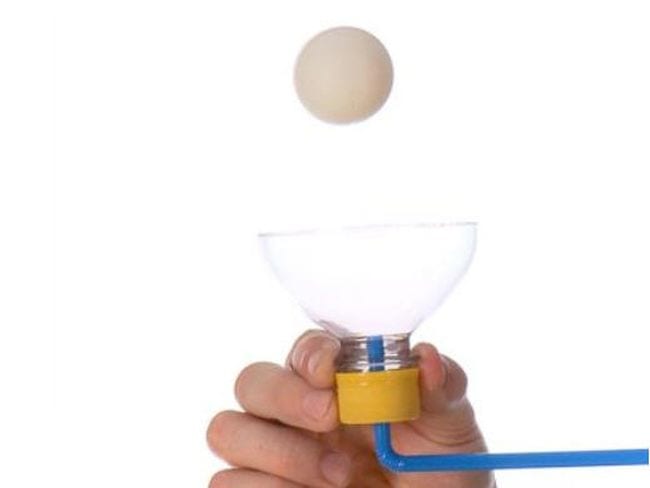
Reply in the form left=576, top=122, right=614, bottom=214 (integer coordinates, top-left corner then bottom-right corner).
left=259, top=222, right=476, bottom=338
left=374, top=423, right=649, bottom=472
left=367, top=336, right=649, bottom=472
left=259, top=224, right=649, bottom=473
left=335, top=368, right=420, bottom=424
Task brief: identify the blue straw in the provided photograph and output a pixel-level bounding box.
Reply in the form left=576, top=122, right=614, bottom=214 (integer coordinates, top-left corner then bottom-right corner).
left=366, top=335, right=649, bottom=472
left=367, top=335, right=386, bottom=372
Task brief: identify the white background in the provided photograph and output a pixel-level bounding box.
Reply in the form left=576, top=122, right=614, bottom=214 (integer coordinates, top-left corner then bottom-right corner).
left=1, top=0, right=649, bottom=486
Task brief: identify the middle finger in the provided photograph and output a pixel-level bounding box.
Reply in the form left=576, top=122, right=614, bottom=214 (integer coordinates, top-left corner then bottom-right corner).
left=235, top=361, right=339, bottom=433
left=207, top=410, right=351, bottom=488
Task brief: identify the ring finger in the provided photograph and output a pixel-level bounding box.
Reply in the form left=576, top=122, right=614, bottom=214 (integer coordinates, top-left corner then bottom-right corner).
left=207, top=410, right=351, bottom=488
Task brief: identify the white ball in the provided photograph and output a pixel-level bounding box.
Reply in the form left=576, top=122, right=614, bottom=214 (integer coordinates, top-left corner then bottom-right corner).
left=294, top=26, right=394, bottom=124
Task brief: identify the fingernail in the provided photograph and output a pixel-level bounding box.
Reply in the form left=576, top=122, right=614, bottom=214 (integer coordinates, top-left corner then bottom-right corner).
left=417, top=347, right=438, bottom=392
left=422, top=364, right=437, bottom=392
left=320, top=451, right=351, bottom=486
left=440, top=356, right=450, bottom=388
left=292, top=341, right=308, bottom=372
left=307, top=338, right=339, bottom=377
left=303, top=390, right=333, bottom=420
left=307, top=350, right=324, bottom=377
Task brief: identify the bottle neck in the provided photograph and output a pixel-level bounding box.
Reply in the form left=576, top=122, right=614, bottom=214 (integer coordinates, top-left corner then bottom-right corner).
left=336, top=334, right=417, bottom=372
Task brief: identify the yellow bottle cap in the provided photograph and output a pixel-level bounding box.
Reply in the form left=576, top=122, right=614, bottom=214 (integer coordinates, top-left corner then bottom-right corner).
left=335, top=368, right=420, bottom=424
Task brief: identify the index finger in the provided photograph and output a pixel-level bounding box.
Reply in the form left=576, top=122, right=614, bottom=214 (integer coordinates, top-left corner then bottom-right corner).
left=286, top=330, right=340, bottom=389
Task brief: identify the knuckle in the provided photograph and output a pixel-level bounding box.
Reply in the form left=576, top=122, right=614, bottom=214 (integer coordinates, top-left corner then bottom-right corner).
left=291, top=330, right=334, bottom=371
left=234, top=362, right=266, bottom=403
left=311, top=395, right=339, bottom=433
left=208, top=471, right=224, bottom=488
left=321, top=406, right=339, bottom=432
left=206, top=410, right=238, bottom=458
left=209, top=470, right=235, bottom=488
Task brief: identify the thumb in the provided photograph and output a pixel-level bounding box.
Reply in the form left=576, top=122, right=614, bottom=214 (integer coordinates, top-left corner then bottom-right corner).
left=409, top=343, right=484, bottom=448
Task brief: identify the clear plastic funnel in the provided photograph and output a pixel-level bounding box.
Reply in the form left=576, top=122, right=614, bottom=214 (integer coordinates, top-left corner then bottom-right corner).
left=258, top=221, right=649, bottom=472
left=259, top=222, right=477, bottom=338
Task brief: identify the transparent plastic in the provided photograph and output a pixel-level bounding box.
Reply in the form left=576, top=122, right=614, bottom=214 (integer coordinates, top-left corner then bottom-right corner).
left=259, top=221, right=648, bottom=473
left=337, top=334, right=415, bottom=372
left=259, top=222, right=476, bottom=338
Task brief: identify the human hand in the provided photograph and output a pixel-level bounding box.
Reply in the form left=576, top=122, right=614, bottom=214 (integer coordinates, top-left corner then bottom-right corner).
left=207, top=330, right=496, bottom=487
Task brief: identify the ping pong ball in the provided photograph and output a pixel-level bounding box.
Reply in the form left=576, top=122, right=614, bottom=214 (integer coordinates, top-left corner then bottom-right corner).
left=294, top=26, right=393, bottom=124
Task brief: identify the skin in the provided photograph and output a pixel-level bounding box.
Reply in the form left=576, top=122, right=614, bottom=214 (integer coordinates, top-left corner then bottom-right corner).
left=207, top=330, right=496, bottom=487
